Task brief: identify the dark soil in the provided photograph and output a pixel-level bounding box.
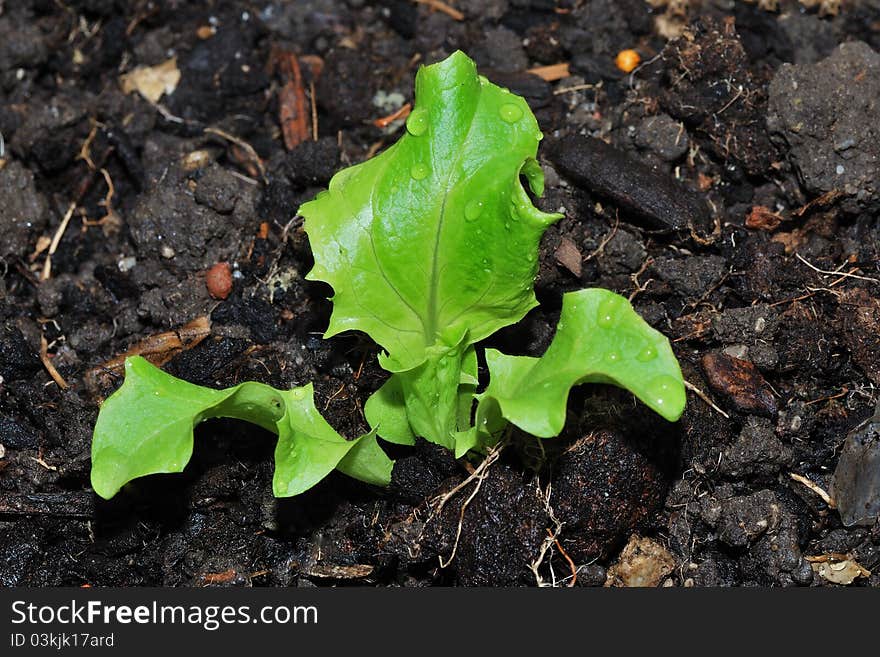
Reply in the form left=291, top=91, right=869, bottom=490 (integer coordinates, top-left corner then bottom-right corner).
left=2, top=0, right=880, bottom=587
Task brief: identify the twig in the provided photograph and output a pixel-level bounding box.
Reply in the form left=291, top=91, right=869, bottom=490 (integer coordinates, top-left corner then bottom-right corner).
left=324, top=382, right=347, bottom=411
left=39, top=334, right=69, bottom=390
left=684, top=380, right=729, bottom=419
left=527, top=62, right=570, bottom=82
left=789, top=472, right=835, bottom=508
left=373, top=103, right=412, bottom=129
left=41, top=201, right=77, bottom=281
left=804, top=388, right=848, bottom=406
left=412, top=0, right=464, bottom=21
left=795, top=253, right=879, bottom=284
left=147, top=98, right=184, bottom=123
left=276, top=52, right=309, bottom=150
left=553, top=82, right=600, bottom=95
left=204, top=127, right=266, bottom=181
left=628, top=255, right=654, bottom=302
left=715, top=84, right=743, bottom=115
left=310, top=80, right=318, bottom=142
left=583, top=214, right=619, bottom=263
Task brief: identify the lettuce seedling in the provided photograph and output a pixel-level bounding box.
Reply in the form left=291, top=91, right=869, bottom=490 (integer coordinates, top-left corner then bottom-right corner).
left=90, top=51, right=685, bottom=500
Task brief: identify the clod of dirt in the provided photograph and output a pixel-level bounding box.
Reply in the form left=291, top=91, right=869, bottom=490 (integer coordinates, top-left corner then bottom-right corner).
left=0, top=323, right=41, bottom=382
left=206, top=262, right=233, bottom=300
left=660, top=17, right=776, bottom=176
left=471, top=26, right=529, bottom=73
left=550, top=431, right=670, bottom=562
left=0, top=160, right=49, bottom=257
left=698, top=486, right=811, bottom=585
left=720, top=416, right=792, bottom=480
left=831, top=405, right=880, bottom=527
left=701, top=351, right=777, bottom=417
left=546, top=134, right=709, bottom=232
left=128, top=166, right=256, bottom=274
left=837, top=288, right=880, bottom=386
left=194, top=164, right=243, bottom=214
left=605, top=535, right=675, bottom=587
left=651, top=254, right=727, bottom=298
left=712, top=304, right=779, bottom=344
left=8, top=95, right=88, bottom=173
left=283, top=137, right=341, bottom=188
left=716, top=489, right=781, bottom=548
left=767, top=41, right=880, bottom=207
left=633, top=114, right=689, bottom=162
left=425, top=462, right=549, bottom=586
left=712, top=304, right=780, bottom=370
left=389, top=439, right=460, bottom=505
left=0, top=12, right=48, bottom=72
left=316, top=49, right=378, bottom=128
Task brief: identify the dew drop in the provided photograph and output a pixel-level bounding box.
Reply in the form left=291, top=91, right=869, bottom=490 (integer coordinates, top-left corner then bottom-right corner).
left=637, top=345, right=658, bottom=362
left=499, top=103, right=523, bottom=123
left=605, top=351, right=621, bottom=364
left=465, top=199, right=484, bottom=221
left=410, top=163, right=429, bottom=180
left=291, top=389, right=306, bottom=401
left=647, top=375, right=682, bottom=409
left=597, top=295, right=624, bottom=329
left=406, top=108, right=429, bottom=136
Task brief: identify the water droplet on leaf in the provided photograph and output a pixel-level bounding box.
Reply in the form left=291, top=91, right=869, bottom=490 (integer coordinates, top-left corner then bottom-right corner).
left=465, top=199, right=484, bottom=221
left=597, top=296, right=624, bottom=329
left=406, top=108, right=428, bottom=136
left=410, top=163, right=429, bottom=180
left=647, top=375, right=681, bottom=409
left=499, top=104, right=523, bottom=123
left=637, top=345, right=658, bottom=362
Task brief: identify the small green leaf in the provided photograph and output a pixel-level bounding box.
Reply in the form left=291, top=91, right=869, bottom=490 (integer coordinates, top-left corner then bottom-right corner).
left=364, top=376, right=416, bottom=446
left=477, top=289, right=686, bottom=439
left=90, top=357, right=392, bottom=499
left=301, top=51, right=562, bottom=372
left=272, top=385, right=391, bottom=497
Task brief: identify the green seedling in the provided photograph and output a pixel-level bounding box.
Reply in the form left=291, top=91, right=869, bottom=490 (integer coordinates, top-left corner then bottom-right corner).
left=90, top=51, right=685, bottom=500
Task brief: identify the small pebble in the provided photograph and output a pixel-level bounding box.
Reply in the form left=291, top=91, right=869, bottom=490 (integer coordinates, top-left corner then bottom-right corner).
left=117, top=256, right=137, bottom=272
left=206, top=262, right=233, bottom=300
left=701, top=352, right=777, bottom=416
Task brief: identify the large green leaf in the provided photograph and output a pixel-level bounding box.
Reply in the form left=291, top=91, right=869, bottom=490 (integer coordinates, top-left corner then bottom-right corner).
left=300, top=51, right=562, bottom=372
left=476, top=289, right=686, bottom=440
left=91, top=357, right=392, bottom=499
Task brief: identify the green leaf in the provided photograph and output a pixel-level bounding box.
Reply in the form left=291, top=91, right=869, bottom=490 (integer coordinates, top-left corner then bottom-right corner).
left=272, top=386, right=392, bottom=497
left=364, top=375, right=416, bottom=446
left=477, top=289, right=686, bottom=439
left=300, top=50, right=562, bottom=372
left=91, top=357, right=392, bottom=499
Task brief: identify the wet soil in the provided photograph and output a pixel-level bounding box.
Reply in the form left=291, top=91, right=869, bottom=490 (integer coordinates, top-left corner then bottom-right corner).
left=1, top=0, right=880, bottom=587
